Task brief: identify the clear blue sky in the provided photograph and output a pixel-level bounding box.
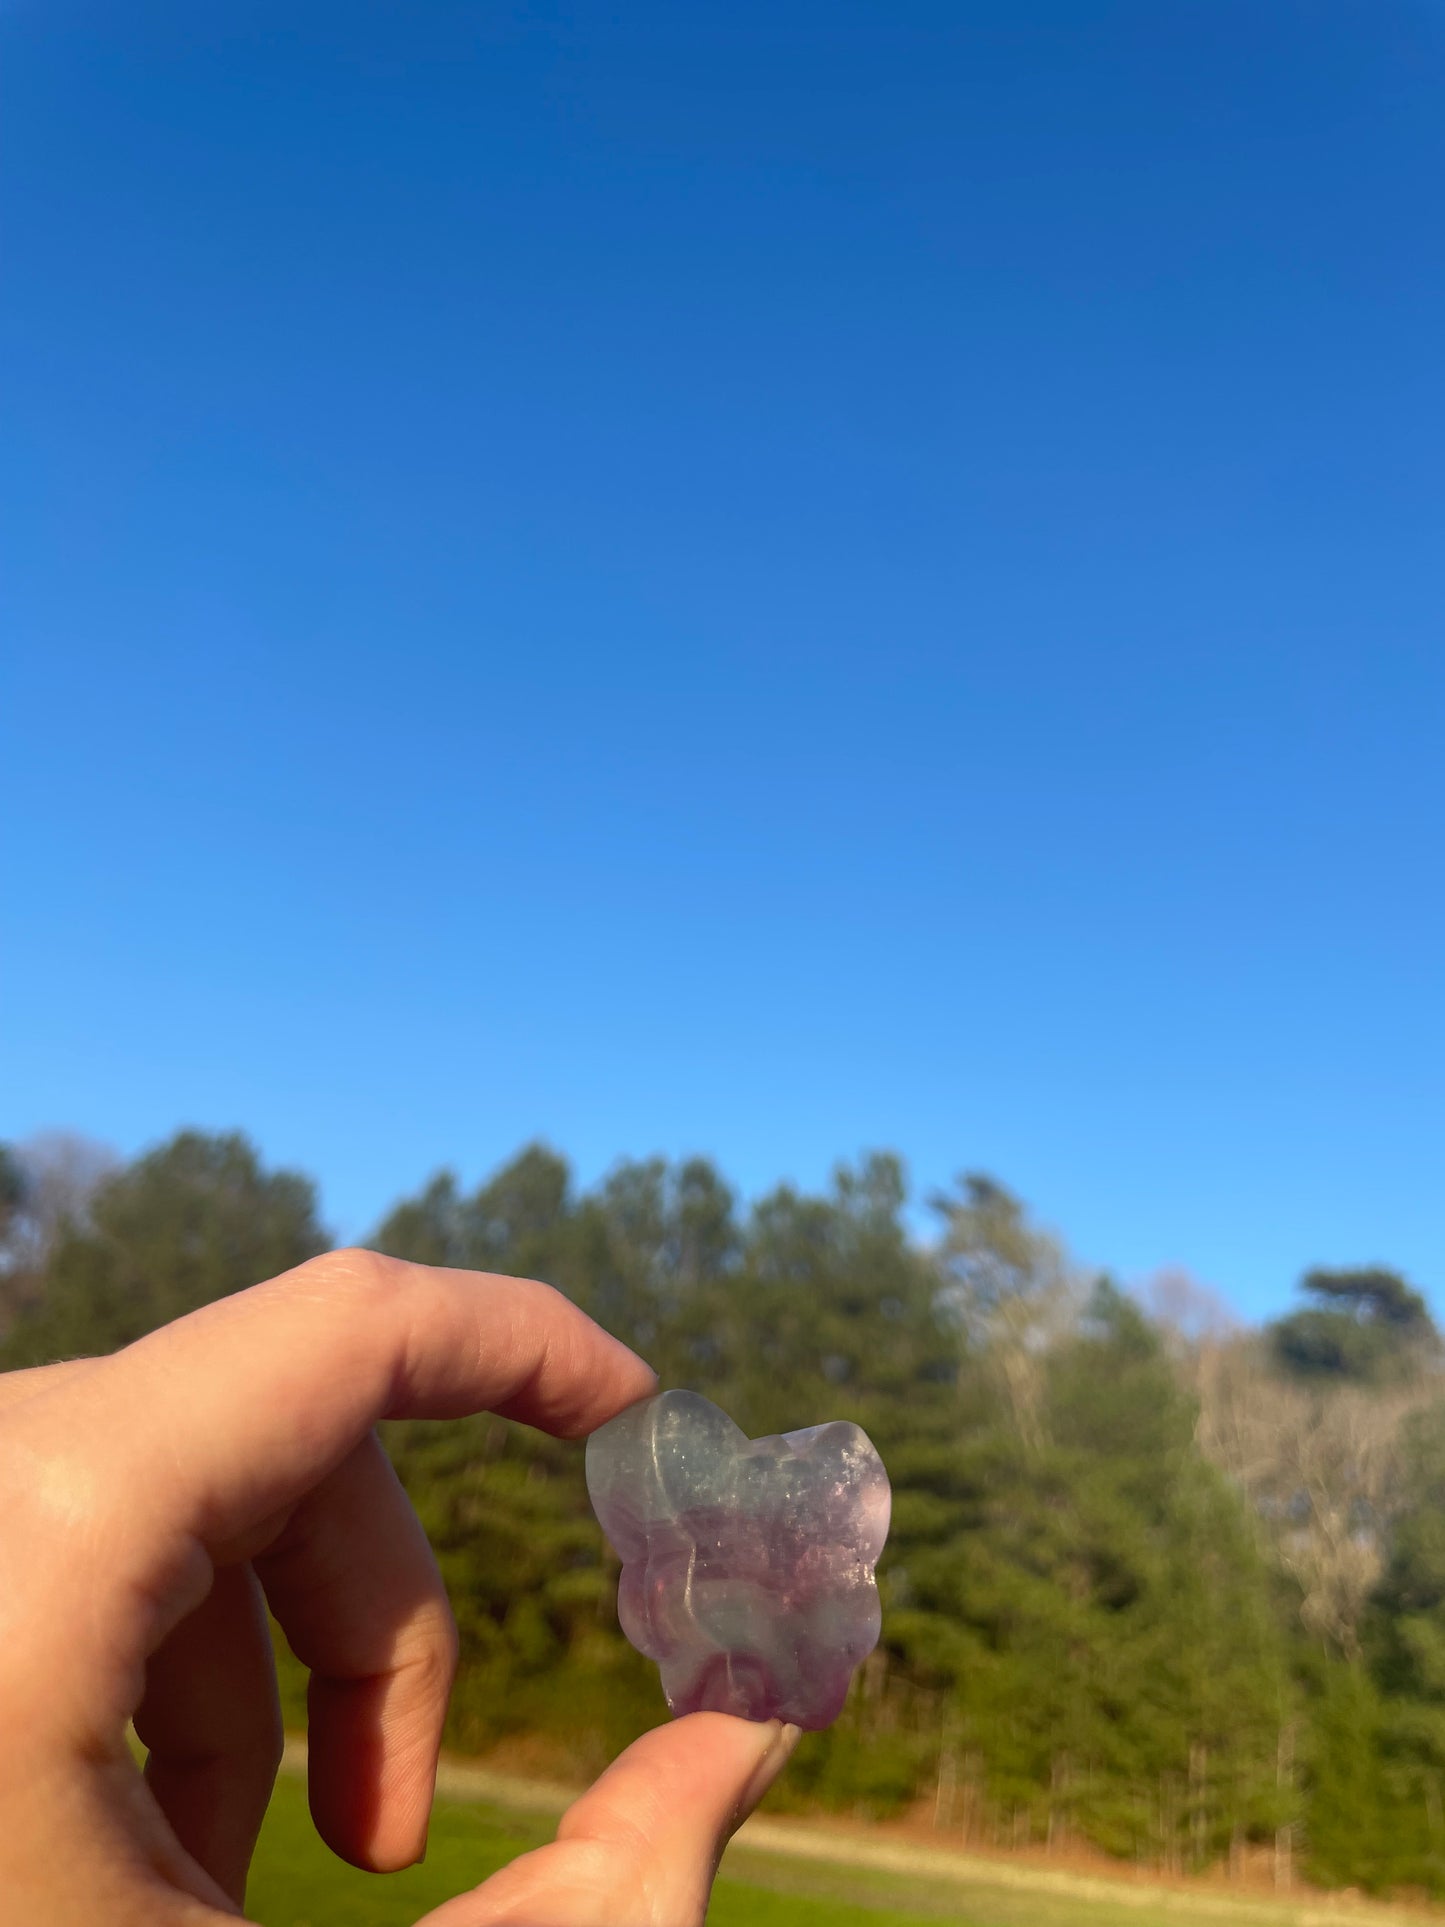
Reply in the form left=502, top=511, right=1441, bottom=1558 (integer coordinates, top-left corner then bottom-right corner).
left=3, top=2, right=1441, bottom=1321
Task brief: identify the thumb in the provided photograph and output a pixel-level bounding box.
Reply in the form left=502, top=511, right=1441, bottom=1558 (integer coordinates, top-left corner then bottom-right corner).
left=420, top=1713, right=801, bottom=1927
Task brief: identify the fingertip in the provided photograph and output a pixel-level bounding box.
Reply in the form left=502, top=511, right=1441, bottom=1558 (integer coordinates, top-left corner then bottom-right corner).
left=514, top=1324, right=658, bottom=1440
left=307, top=1674, right=439, bottom=1873
left=557, top=1710, right=797, bottom=1851
left=733, top=1717, right=801, bottom=1819
left=576, top=1317, right=659, bottom=1417
left=564, top=1362, right=660, bottom=1440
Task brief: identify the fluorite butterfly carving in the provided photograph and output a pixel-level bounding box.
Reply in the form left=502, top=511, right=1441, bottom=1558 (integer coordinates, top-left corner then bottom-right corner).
left=586, top=1389, right=890, bottom=1730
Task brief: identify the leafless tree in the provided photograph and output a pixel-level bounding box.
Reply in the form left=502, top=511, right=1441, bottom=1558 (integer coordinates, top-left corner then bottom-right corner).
left=1142, top=1265, right=1241, bottom=1352
left=933, top=1174, right=1081, bottom=1452
left=1191, top=1331, right=1436, bottom=1656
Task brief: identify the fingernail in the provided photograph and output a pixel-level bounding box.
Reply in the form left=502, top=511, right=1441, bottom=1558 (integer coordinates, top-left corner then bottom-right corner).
left=738, top=1719, right=802, bottom=1814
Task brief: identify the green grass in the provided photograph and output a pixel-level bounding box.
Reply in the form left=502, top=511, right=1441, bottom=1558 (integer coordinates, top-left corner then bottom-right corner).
left=246, top=1768, right=1443, bottom=1927
left=244, top=1771, right=949, bottom=1927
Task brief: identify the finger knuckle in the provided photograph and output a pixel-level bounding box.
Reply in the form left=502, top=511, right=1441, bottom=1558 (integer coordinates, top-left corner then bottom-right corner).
left=295, top=1247, right=411, bottom=1311
left=408, top=1600, right=461, bottom=1699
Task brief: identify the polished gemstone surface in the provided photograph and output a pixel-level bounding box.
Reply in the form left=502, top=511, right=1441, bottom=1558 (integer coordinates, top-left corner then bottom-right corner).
left=585, top=1388, right=890, bottom=1729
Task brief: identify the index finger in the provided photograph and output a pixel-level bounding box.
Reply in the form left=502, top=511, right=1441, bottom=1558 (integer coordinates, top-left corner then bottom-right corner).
left=62, top=1249, right=655, bottom=1558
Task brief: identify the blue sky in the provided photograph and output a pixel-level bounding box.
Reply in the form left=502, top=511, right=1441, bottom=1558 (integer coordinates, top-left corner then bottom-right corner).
left=2, top=1, right=1442, bottom=1320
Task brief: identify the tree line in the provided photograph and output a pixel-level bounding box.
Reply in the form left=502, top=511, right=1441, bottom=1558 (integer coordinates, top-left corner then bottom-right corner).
left=2, top=1129, right=1443, bottom=1896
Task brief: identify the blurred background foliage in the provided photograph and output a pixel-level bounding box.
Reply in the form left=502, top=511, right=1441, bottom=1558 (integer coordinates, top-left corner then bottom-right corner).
left=3, top=1128, right=1443, bottom=1897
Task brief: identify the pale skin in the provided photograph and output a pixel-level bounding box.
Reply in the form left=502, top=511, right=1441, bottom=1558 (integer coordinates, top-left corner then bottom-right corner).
left=0, top=1250, right=801, bottom=1924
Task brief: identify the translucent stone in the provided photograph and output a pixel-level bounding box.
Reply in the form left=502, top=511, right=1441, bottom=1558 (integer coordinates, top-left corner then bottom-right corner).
left=585, top=1388, right=891, bottom=1730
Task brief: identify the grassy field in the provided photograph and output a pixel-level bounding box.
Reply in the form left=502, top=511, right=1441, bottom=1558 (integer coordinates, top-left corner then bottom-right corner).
left=245, top=1769, right=947, bottom=1926
left=245, top=1766, right=1445, bottom=1927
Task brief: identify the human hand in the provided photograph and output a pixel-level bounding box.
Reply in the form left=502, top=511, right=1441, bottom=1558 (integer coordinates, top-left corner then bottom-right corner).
left=0, top=1251, right=801, bottom=1924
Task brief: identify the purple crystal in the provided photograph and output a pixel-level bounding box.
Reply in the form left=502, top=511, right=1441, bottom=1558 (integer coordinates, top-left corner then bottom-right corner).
left=585, top=1389, right=890, bottom=1731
